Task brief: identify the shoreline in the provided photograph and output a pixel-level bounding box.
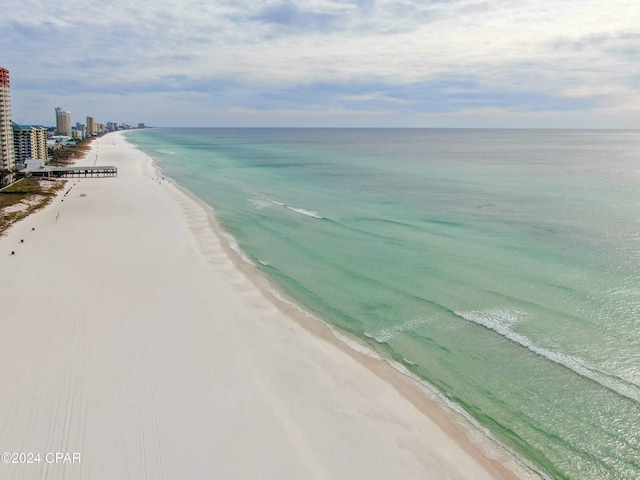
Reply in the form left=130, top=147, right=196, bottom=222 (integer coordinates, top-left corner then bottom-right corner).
left=163, top=165, right=537, bottom=480
left=0, top=131, right=534, bottom=479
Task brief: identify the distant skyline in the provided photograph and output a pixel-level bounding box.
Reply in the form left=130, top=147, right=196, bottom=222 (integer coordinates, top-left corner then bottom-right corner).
left=1, top=0, right=639, bottom=128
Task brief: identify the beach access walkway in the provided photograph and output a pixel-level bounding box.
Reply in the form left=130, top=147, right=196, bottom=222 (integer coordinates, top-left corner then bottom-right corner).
left=21, top=165, right=118, bottom=178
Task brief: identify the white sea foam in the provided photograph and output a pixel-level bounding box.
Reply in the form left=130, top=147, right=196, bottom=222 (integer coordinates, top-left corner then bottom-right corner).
left=364, top=317, right=427, bottom=343
left=286, top=207, right=323, bottom=219
left=258, top=259, right=270, bottom=267
left=457, top=308, right=527, bottom=336
left=260, top=197, right=323, bottom=219
left=221, top=231, right=256, bottom=266
left=456, top=308, right=640, bottom=403
left=264, top=197, right=285, bottom=207
left=401, top=356, right=418, bottom=366
left=247, top=198, right=271, bottom=210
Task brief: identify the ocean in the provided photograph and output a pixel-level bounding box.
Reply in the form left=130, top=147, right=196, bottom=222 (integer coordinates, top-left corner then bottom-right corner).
left=125, top=128, right=640, bottom=480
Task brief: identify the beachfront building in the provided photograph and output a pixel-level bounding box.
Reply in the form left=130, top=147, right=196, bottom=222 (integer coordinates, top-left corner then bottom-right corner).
left=12, top=123, right=48, bottom=164
left=0, top=67, right=16, bottom=186
left=86, top=116, right=96, bottom=136
left=55, top=107, right=72, bottom=137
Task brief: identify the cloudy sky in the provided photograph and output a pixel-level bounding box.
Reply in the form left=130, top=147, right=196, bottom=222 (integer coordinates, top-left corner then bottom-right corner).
left=1, top=0, right=639, bottom=127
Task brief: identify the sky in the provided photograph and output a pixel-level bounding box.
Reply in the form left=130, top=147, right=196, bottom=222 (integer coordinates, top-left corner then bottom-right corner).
left=1, top=0, right=639, bottom=128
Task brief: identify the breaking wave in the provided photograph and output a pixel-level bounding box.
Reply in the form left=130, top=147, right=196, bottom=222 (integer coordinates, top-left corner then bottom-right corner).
left=258, top=197, right=323, bottom=219
left=455, top=308, right=640, bottom=403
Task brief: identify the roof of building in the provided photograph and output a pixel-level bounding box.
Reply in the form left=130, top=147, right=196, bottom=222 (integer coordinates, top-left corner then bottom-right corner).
left=12, top=123, right=47, bottom=131
left=19, top=165, right=117, bottom=173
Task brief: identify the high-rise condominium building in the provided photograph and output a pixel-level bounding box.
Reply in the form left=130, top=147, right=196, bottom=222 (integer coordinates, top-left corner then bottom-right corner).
left=86, top=116, right=96, bottom=136
left=0, top=67, right=15, bottom=178
left=55, top=107, right=72, bottom=137
left=12, top=123, right=47, bottom=164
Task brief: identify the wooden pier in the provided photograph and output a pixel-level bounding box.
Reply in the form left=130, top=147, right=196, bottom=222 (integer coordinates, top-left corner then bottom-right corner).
left=21, top=166, right=118, bottom=178
left=48, top=166, right=118, bottom=178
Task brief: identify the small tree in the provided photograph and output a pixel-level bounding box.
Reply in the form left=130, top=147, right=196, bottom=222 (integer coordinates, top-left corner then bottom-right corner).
left=0, top=168, right=11, bottom=188
left=0, top=167, right=21, bottom=188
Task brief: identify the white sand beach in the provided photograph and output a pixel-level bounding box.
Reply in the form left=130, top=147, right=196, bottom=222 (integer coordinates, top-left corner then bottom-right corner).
left=0, top=132, right=523, bottom=479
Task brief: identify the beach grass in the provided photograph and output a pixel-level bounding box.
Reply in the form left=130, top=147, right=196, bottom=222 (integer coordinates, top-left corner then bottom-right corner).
left=0, top=178, right=66, bottom=235
left=48, top=137, right=95, bottom=166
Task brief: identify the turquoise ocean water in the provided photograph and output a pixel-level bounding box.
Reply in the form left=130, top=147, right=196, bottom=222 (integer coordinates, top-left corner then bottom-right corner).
left=126, top=128, right=640, bottom=480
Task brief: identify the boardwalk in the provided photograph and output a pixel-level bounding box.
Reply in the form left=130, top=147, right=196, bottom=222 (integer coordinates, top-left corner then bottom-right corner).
left=22, top=166, right=118, bottom=178
left=48, top=166, right=117, bottom=178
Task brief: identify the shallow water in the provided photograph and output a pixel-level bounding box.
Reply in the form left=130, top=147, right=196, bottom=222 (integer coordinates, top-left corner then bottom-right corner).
left=127, top=128, right=640, bottom=480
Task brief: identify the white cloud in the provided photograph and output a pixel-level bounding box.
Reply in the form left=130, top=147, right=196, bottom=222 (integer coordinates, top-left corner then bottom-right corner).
left=1, top=0, right=639, bottom=126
